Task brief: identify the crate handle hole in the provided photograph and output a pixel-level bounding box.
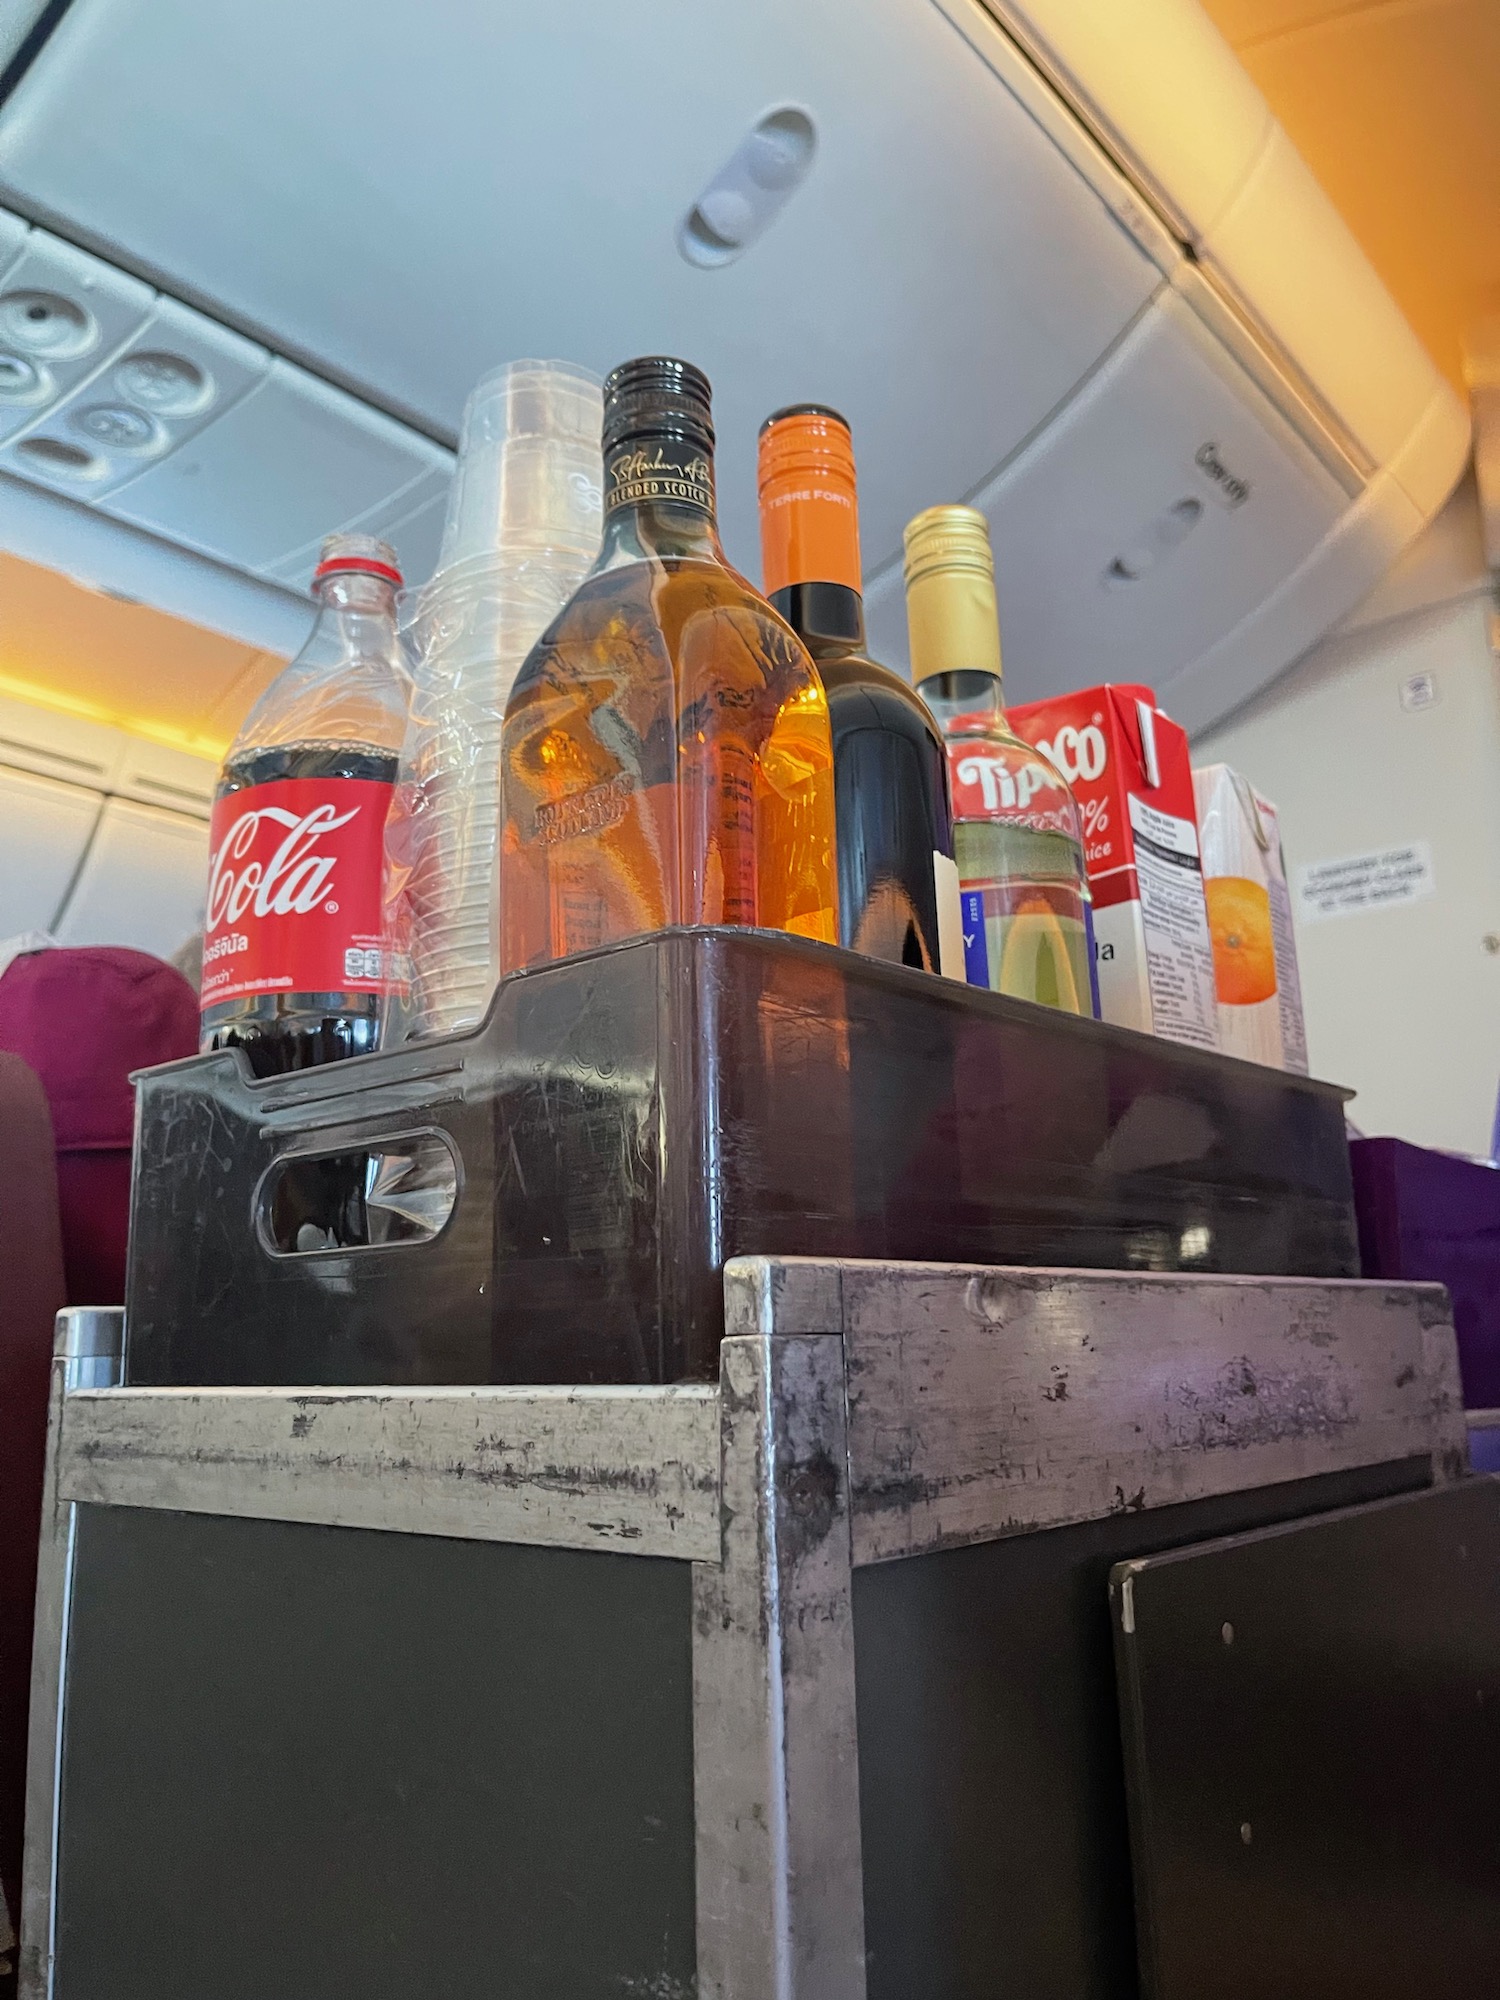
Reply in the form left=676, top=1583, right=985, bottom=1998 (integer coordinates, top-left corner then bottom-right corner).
left=258, top=1132, right=459, bottom=1255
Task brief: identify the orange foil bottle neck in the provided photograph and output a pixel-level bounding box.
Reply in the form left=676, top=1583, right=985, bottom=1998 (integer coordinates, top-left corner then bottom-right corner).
left=757, top=404, right=863, bottom=596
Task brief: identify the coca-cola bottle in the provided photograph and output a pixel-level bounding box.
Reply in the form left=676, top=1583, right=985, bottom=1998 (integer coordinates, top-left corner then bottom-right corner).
left=200, top=534, right=408, bottom=1076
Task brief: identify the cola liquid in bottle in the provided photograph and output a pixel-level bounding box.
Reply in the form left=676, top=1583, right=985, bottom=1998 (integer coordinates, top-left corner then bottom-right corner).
left=201, top=534, right=408, bottom=1078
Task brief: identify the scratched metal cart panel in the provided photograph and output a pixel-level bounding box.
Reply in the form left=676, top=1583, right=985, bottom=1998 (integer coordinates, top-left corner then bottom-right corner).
left=23, top=1264, right=1466, bottom=1999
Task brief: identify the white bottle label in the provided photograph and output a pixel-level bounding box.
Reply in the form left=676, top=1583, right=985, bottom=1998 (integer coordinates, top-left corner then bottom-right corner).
left=934, top=850, right=965, bottom=981
left=1127, top=794, right=1219, bottom=1050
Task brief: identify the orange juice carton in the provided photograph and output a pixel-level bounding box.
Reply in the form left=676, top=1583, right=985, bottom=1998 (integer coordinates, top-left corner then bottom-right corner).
left=1005, top=684, right=1219, bottom=1050
left=1192, top=764, right=1309, bottom=1073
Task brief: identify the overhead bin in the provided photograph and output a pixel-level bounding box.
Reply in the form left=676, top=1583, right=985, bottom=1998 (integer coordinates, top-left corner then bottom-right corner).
left=0, top=0, right=1468, bottom=730
left=0, top=467, right=316, bottom=659
left=866, top=281, right=1353, bottom=707
left=0, top=690, right=216, bottom=948
left=51, top=795, right=206, bottom=959
left=0, top=764, right=102, bottom=935
left=0, top=689, right=215, bottom=812
left=0, top=0, right=1164, bottom=586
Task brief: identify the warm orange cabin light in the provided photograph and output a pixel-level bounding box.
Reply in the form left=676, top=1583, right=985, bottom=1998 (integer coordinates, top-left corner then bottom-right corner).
left=0, top=552, right=286, bottom=757
left=1199, top=0, right=1500, bottom=394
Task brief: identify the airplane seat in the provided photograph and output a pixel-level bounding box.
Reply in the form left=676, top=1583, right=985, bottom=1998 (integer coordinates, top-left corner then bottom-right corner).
left=0, top=1051, right=66, bottom=1993
left=0, top=946, right=198, bottom=1309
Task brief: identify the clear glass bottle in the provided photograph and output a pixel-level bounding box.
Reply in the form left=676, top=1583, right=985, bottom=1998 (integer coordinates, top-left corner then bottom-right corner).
left=499, top=356, right=838, bottom=971
left=200, top=533, right=408, bottom=1074
left=758, top=402, right=961, bottom=975
left=905, top=506, right=1096, bottom=1015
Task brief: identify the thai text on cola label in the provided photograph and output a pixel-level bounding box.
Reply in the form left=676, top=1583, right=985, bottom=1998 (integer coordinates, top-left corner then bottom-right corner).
left=200, top=776, right=395, bottom=1007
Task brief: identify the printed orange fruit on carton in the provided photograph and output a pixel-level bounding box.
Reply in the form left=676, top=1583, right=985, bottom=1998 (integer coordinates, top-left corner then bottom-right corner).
left=1204, top=875, right=1277, bottom=1007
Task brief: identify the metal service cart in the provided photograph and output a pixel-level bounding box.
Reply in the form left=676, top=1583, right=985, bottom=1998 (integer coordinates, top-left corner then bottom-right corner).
left=21, top=1261, right=1492, bottom=2000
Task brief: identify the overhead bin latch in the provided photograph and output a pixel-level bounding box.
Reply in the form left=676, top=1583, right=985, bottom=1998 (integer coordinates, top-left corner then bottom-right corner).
left=678, top=107, right=817, bottom=270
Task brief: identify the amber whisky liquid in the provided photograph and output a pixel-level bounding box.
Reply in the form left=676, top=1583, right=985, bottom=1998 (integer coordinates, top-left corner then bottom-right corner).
left=500, top=360, right=837, bottom=972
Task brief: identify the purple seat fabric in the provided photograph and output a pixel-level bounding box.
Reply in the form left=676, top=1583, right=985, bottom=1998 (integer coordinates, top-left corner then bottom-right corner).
left=0, top=948, right=198, bottom=1307
left=0, top=1053, right=66, bottom=1989
left=1350, top=1136, right=1500, bottom=1409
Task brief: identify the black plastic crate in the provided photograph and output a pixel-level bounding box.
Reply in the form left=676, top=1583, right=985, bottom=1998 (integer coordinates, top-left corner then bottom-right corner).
left=124, top=928, right=1357, bottom=1385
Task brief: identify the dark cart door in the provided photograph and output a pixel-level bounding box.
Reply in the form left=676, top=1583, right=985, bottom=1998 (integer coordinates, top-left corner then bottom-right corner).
left=1111, top=1477, right=1500, bottom=2000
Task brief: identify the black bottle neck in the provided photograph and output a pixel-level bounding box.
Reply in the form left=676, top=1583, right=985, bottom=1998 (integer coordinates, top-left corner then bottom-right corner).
left=769, top=580, right=867, bottom=658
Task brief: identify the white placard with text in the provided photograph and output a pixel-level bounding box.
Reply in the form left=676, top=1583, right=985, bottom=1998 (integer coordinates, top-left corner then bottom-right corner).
left=1295, top=842, right=1436, bottom=923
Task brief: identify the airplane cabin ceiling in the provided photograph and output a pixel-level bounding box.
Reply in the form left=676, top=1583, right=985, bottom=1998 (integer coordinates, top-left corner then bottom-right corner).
left=0, top=0, right=1166, bottom=581
left=0, top=0, right=1471, bottom=737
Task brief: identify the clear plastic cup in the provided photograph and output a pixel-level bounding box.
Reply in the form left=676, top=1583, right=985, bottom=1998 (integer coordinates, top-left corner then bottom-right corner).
left=383, top=360, right=604, bottom=1043
left=437, top=360, right=604, bottom=574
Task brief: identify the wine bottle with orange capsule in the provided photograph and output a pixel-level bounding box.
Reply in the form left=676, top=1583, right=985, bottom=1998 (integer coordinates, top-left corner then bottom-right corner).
left=758, top=403, right=962, bottom=976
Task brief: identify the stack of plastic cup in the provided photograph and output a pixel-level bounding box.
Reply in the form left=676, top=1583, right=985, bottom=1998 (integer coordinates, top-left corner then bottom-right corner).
left=384, top=360, right=603, bottom=1041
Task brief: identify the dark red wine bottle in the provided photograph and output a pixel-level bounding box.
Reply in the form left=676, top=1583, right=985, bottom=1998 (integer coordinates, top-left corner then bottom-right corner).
left=758, top=404, right=962, bottom=976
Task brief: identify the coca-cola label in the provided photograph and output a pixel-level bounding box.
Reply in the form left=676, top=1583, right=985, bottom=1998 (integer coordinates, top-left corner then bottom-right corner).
left=200, top=776, right=395, bottom=1007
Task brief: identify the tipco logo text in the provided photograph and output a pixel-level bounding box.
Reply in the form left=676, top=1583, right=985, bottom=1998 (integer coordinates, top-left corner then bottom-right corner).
left=954, top=754, right=1061, bottom=814
left=1034, top=722, right=1107, bottom=787
left=206, top=801, right=360, bottom=930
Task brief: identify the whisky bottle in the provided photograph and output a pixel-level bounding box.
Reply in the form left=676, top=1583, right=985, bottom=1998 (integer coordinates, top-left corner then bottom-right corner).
left=905, top=506, right=1096, bottom=1015
left=758, top=404, right=962, bottom=976
left=499, top=356, right=838, bottom=970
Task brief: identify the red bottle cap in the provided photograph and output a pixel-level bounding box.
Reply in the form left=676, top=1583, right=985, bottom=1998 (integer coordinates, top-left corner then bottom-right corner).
left=312, top=533, right=404, bottom=589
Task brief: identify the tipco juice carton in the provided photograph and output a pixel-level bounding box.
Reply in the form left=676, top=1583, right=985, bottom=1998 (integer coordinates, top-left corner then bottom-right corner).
left=1192, top=764, right=1309, bottom=1073
left=1005, top=684, right=1219, bottom=1050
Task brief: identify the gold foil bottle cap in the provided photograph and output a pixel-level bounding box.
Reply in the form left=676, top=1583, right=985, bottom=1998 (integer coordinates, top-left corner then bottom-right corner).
left=902, top=504, right=995, bottom=588
left=903, top=504, right=1002, bottom=686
